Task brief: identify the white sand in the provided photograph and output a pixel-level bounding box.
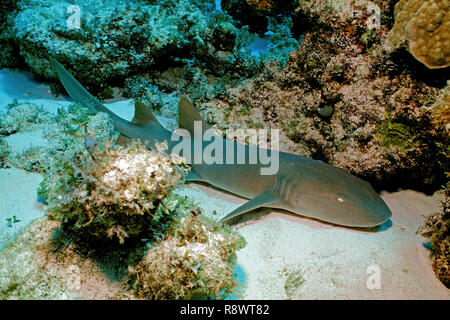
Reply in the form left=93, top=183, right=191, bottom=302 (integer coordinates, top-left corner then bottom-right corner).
left=0, top=69, right=72, bottom=113
left=0, top=68, right=448, bottom=299
left=177, top=185, right=449, bottom=299
left=0, top=168, right=44, bottom=251
left=4, top=129, right=48, bottom=153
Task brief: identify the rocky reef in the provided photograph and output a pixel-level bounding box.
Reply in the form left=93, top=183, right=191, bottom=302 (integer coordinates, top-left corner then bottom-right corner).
left=203, top=0, right=449, bottom=191
left=0, top=0, right=21, bottom=68
left=0, top=194, right=245, bottom=299
left=430, top=81, right=450, bottom=132
left=41, top=139, right=187, bottom=244
left=1, top=0, right=301, bottom=114
left=4, top=0, right=261, bottom=92
left=0, top=138, right=11, bottom=169
left=1, top=0, right=449, bottom=297
left=221, top=0, right=298, bottom=32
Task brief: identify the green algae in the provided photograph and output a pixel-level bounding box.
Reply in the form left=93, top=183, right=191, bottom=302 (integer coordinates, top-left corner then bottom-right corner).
left=375, top=118, right=416, bottom=151
left=283, top=268, right=306, bottom=299
left=0, top=138, right=11, bottom=168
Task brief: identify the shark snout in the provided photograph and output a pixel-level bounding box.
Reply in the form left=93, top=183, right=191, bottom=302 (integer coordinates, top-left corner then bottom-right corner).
left=360, top=193, right=392, bottom=227
left=373, top=196, right=392, bottom=225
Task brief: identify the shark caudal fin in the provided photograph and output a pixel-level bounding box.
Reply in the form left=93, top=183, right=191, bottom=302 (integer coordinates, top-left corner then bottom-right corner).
left=178, top=95, right=212, bottom=135
left=50, top=57, right=169, bottom=146
left=49, top=56, right=134, bottom=137
left=49, top=57, right=110, bottom=114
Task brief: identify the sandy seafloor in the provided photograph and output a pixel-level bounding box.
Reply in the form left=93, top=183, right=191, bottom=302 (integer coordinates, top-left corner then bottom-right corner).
left=0, top=68, right=448, bottom=299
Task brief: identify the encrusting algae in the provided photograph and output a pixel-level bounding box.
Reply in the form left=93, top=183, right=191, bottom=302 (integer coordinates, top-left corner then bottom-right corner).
left=128, top=212, right=246, bottom=300
left=0, top=0, right=449, bottom=300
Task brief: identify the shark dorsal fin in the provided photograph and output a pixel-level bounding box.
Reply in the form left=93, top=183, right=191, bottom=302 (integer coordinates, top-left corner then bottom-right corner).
left=132, top=101, right=159, bottom=127
left=178, top=95, right=211, bottom=135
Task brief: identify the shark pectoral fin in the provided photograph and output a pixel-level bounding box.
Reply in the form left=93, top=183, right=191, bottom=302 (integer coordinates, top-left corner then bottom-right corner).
left=116, top=133, right=131, bottom=145
left=219, top=189, right=282, bottom=223
left=178, top=96, right=212, bottom=135
left=185, top=170, right=205, bottom=182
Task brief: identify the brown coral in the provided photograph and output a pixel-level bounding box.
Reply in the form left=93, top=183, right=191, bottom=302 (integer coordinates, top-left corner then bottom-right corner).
left=388, top=0, right=450, bottom=69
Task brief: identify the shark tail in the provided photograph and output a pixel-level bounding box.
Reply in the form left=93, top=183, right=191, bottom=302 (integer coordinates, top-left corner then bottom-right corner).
left=49, top=57, right=168, bottom=144
left=49, top=56, right=133, bottom=136
left=49, top=57, right=111, bottom=115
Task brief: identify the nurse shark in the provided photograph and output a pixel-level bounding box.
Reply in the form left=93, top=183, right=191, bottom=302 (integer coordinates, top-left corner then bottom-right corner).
left=49, top=57, right=392, bottom=228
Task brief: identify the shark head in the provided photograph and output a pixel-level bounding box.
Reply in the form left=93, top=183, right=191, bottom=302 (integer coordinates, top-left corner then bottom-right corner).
left=284, top=161, right=392, bottom=228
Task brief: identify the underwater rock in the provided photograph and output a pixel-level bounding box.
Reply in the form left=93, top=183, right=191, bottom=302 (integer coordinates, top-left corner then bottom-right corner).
left=0, top=102, right=114, bottom=174
left=429, top=80, right=450, bottom=132
left=317, top=105, right=333, bottom=118
left=0, top=139, right=11, bottom=168
left=0, top=195, right=245, bottom=299
left=0, top=218, right=135, bottom=299
left=128, top=211, right=246, bottom=299
left=12, top=0, right=184, bottom=92
left=0, top=102, right=57, bottom=172
left=8, top=0, right=261, bottom=95
left=388, top=0, right=450, bottom=69
left=9, top=145, right=51, bottom=173
left=0, top=97, right=245, bottom=299
left=0, top=0, right=21, bottom=68
left=41, top=139, right=187, bottom=244
left=0, top=102, right=52, bottom=136
left=212, top=21, right=238, bottom=52
left=3, top=0, right=302, bottom=109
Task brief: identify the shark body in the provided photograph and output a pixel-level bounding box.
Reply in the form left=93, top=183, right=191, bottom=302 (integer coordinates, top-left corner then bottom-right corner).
left=50, top=57, right=392, bottom=227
